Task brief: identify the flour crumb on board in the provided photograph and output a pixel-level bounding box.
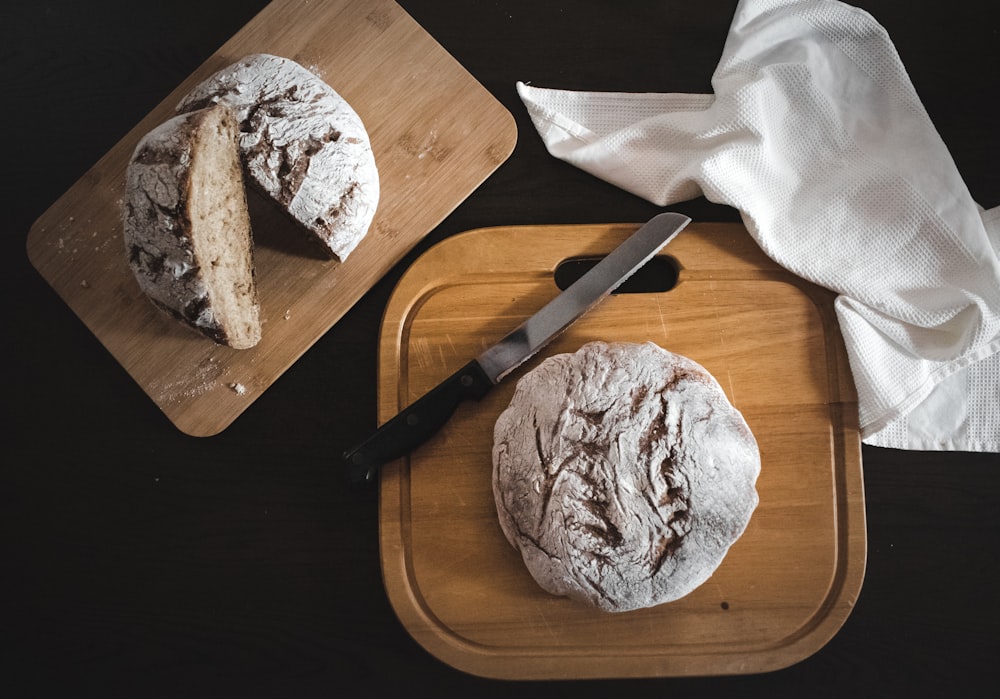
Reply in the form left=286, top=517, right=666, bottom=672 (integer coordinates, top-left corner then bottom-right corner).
left=229, top=382, right=247, bottom=395
left=283, top=309, right=291, bottom=320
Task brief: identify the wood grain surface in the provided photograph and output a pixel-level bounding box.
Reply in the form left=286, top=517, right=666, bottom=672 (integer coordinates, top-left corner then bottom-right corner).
left=376, top=222, right=864, bottom=679
left=25, top=0, right=515, bottom=436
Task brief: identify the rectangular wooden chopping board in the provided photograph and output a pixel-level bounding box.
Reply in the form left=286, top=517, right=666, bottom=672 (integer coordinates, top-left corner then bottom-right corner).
left=25, top=0, right=516, bottom=436
left=376, top=221, right=865, bottom=680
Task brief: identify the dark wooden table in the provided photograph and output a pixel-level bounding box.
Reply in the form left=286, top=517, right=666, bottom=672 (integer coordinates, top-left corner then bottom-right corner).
left=5, top=1, right=998, bottom=696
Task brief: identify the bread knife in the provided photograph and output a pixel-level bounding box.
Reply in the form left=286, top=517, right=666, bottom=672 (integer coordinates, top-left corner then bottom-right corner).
left=343, top=212, right=691, bottom=484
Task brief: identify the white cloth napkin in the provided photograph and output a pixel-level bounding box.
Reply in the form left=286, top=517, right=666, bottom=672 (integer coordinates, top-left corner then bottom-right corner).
left=516, top=0, right=1000, bottom=452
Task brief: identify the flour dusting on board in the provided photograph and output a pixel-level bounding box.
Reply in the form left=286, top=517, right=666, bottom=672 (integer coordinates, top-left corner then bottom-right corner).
left=149, top=356, right=223, bottom=403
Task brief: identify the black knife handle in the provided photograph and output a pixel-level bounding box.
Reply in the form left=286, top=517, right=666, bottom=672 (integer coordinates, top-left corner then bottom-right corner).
left=344, top=360, right=493, bottom=485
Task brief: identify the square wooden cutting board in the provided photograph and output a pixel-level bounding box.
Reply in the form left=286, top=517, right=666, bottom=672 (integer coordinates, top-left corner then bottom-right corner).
left=26, top=0, right=516, bottom=436
left=376, top=221, right=865, bottom=679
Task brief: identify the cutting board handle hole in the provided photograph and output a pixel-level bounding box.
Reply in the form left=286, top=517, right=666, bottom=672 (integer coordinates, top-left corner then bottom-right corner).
left=554, top=255, right=679, bottom=294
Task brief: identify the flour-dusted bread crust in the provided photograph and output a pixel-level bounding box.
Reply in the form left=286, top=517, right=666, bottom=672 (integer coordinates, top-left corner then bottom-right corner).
left=492, top=341, right=760, bottom=612
left=124, top=104, right=261, bottom=349
left=177, top=53, right=379, bottom=261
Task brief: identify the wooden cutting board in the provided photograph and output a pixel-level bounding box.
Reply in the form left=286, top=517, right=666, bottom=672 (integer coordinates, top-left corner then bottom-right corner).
left=377, top=221, right=865, bottom=680
left=25, top=0, right=516, bottom=436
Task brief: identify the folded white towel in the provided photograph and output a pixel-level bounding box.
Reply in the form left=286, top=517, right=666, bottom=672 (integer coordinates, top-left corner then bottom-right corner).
left=517, top=0, right=1000, bottom=452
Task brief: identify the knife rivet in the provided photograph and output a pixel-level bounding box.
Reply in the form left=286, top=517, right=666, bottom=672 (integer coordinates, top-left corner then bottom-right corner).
left=460, top=373, right=474, bottom=387
left=406, top=414, right=420, bottom=426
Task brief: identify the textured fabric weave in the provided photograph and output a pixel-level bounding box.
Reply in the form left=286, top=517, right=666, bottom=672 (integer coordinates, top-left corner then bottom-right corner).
left=517, top=0, right=999, bottom=451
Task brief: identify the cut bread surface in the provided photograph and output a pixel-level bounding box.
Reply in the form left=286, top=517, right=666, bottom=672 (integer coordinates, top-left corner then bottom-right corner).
left=187, top=108, right=260, bottom=349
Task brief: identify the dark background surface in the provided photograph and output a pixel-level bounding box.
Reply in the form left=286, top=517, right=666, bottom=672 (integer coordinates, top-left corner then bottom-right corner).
left=3, top=1, right=998, bottom=696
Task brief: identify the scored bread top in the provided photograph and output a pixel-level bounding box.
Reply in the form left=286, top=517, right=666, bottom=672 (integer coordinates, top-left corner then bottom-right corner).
left=177, top=53, right=379, bottom=262
left=492, top=341, right=760, bottom=612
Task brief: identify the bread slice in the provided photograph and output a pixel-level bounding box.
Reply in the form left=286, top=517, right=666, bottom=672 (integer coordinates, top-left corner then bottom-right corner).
left=124, top=104, right=261, bottom=349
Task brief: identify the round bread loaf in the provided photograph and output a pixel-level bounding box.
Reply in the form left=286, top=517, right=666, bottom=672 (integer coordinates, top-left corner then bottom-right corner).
left=492, top=341, right=760, bottom=612
left=177, top=53, right=379, bottom=262
left=124, top=104, right=261, bottom=349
